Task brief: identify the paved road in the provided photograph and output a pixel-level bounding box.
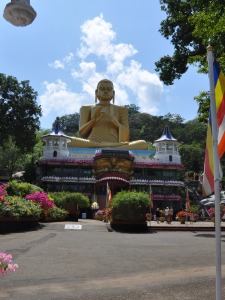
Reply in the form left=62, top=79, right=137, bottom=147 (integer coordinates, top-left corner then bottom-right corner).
left=0, top=219, right=225, bottom=300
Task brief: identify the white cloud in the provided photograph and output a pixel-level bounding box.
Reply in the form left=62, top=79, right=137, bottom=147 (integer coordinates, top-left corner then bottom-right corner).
left=39, top=80, right=84, bottom=117
left=48, top=53, right=74, bottom=69
left=117, top=60, right=163, bottom=114
left=40, top=14, right=163, bottom=120
left=48, top=60, right=64, bottom=69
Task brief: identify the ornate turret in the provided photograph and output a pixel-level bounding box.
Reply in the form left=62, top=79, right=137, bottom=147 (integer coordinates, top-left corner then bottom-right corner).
left=41, top=117, right=72, bottom=159
left=153, top=125, right=181, bottom=163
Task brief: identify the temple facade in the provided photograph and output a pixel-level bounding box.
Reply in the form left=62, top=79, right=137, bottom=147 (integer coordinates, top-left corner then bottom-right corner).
left=37, top=120, right=185, bottom=215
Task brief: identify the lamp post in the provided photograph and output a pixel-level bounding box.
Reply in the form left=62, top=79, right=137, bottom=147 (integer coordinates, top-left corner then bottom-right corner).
left=3, top=0, right=36, bottom=27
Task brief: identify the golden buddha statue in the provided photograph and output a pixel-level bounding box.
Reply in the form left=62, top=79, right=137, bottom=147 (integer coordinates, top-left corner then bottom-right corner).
left=68, top=79, right=148, bottom=150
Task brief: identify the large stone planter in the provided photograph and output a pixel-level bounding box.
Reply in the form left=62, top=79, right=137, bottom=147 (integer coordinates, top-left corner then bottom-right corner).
left=68, top=210, right=80, bottom=222
left=179, top=216, right=186, bottom=224
left=0, top=216, right=40, bottom=233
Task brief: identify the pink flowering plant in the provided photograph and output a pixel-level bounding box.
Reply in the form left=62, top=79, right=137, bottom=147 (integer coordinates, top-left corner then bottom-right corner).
left=94, top=210, right=104, bottom=221
left=26, top=192, right=54, bottom=210
left=0, top=252, right=18, bottom=276
left=208, top=205, right=225, bottom=220
left=0, top=184, right=7, bottom=201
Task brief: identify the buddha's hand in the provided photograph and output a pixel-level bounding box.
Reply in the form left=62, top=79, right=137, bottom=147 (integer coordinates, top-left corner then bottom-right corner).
left=107, top=115, right=120, bottom=127
left=92, top=107, right=103, bottom=123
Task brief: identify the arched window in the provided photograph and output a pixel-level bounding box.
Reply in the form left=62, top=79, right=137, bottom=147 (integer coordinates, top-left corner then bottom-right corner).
left=169, top=155, right=172, bottom=162
left=53, top=151, right=57, bottom=157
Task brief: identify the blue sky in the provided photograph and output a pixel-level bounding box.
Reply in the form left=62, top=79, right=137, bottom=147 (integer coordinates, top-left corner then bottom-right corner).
left=0, top=0, right=209, bottom=130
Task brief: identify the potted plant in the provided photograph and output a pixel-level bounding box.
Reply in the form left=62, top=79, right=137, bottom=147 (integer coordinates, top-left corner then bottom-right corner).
left=177, top=211, right=189, bottom=224
left=47, top=206, right=68, bottom=221
left=110, top=191, right=149, bottom=231
left=208, top=205, right=225, bottom=225
left=50, top=192, right=90, bottom=221
left=145, top=213, right=152, bottom=226
left=190, top=205, right=200, bottom=222
left=159, top=210, right=166, bottom=222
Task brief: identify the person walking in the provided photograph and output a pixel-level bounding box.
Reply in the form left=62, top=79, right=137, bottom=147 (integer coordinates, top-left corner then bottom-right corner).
left=165, top=207, right=169, bottom=223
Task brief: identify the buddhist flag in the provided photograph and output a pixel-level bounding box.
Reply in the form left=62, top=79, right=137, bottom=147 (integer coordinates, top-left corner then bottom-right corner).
left=214, top=60, right=225, bottom=158
left=202, top=59, right=225, bottom=196
left=202, top=113, right=214, bottom=196
left=107, top=182, right=112, bottom=205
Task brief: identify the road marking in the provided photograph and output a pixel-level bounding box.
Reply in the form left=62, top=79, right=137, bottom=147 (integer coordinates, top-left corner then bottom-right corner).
left=64, top=224, right=82, bottom=230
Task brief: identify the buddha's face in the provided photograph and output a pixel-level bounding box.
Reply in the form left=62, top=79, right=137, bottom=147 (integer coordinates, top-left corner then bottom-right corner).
left=96, top=80, right=114, bottom=102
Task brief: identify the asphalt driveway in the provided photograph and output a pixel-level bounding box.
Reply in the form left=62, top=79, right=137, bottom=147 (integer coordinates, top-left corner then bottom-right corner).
left=0, top=219, right=225, bottom=300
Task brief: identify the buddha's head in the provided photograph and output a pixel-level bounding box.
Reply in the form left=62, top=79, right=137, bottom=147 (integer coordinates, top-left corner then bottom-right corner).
left=95, top=79, right=115, bottom=103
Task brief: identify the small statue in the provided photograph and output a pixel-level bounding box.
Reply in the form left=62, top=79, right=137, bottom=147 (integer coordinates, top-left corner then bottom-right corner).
left=69, top=79, right=148, bottom=150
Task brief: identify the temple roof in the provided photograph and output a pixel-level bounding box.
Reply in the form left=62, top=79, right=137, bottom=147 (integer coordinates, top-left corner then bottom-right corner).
left=154, top=125, right=177, bottom=142
left=41, top=117, right=72, bottom=140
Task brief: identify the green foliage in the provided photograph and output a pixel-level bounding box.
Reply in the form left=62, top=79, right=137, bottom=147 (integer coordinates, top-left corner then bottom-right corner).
left=124, top=104, right=140, bottom=117
left=179, top=119, right=207, bottom=147
left=49, top=192, right=90, bottom=210
left=112, top=190, right=149, bottom=208
left=0, top=195, right=42, bottom=219
left=156, top=0, right=217, bottom=85
left=179, top=144, right=205, bottom=172
left=111, top=191, right=149, bottom=222
left=58, top=113, right=80, bottom=136
left=6, top=180, right=43, bottom=197
left=47, top=206, right=68, bottom=219
left=0, top=74, right=42, bottom=152
left=194, top=91, right=210, bottom=123
left=155, top=0, right=225, bottom=120
left=190, top=205, right=200, bottom=214
left=0, top=137, right=27, bottom=179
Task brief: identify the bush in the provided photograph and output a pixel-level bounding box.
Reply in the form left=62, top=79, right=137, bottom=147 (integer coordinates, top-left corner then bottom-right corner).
left=26, top=192, right=54, bottom=210
left=49, top=192, right=90, bottom=210
left=111, top=190, right=149, bottom=222
left=47, top=207, right=68, bottom=220
left=6, top=180, right=43, bottom=197
left=0, top=195, right=42, bottom=219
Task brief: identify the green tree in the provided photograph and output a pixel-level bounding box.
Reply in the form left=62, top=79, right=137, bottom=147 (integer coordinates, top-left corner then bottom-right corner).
left=180, top=119, right=207, bottom=147
left=124, top=104, right=140, bottom=117
left=23, top=130, right=46, bottom=183
left=58, top=113, right=80, bottom=136
left=0, top=137, right=27, bottom=179
left=194, top=91, right=210, bottom=123
left=0, top=74, right=42, bottom=152
left=179, top=144, right=204, bottom=172
left=156, top=1, right=225, bottom=85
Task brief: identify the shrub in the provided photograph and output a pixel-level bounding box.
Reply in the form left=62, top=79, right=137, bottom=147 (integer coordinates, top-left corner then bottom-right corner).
left=0, top=195, right=42, bottom=219
left=6, top=180, right=43, bottom=197
left=26, top=192, right=54, bottom=210
left=47, top=207, right=68, bottom=220
left=49, top=192, right=90, bottom=210
left=111, top=190, right=149, bottom=222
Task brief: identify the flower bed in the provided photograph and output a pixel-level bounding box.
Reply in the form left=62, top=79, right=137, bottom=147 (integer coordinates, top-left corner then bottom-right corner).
left=0, top=183, right=68, bottom=224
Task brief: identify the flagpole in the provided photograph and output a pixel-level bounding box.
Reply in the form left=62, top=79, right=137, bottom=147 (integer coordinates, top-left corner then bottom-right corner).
left=106, top=182, right=108, bottom=223
left=207, top=45, right=222, bottom=300
left=149, top=184, right=152, bottom=226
